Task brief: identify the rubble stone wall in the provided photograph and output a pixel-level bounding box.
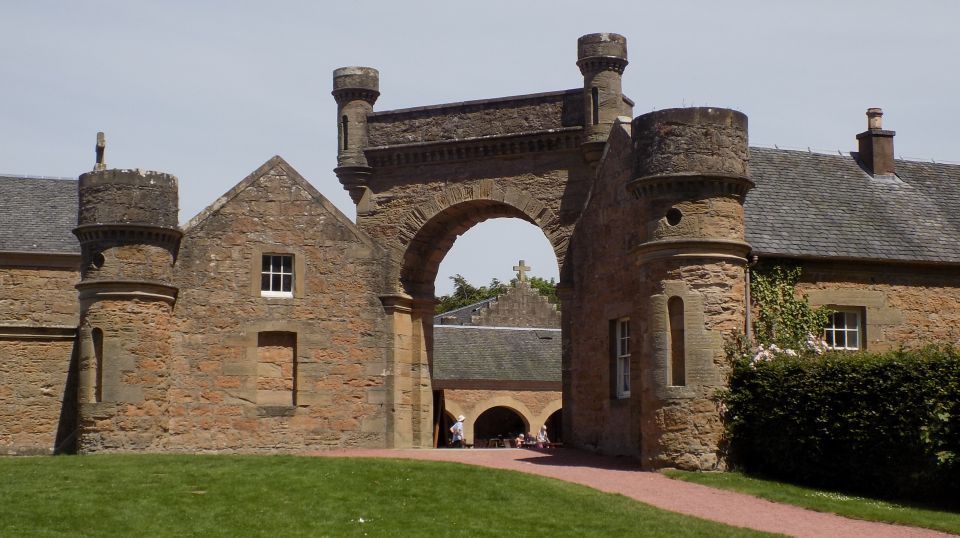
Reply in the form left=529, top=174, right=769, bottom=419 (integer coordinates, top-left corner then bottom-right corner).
left=165, top=160, right=391, bottom=452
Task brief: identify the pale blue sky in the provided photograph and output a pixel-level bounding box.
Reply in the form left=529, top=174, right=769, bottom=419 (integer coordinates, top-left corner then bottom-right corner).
left=3, top=1, right=957, bottom=294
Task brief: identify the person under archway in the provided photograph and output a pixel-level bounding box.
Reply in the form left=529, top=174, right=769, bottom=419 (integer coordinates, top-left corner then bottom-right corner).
left=536, top=424, right=549, bottom=448
left=450, top=415, right=465, bottom=448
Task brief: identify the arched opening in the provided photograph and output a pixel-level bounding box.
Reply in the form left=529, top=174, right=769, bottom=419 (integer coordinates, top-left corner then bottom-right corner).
left=668, top=296, right=686, bottom=386
left=92, top=328, right=103, bottom=403
left=474, top=406, right=527, bottom=446
left=386, top=193, right=567, bottom=448
left=545, top=408, right=563, bottom=444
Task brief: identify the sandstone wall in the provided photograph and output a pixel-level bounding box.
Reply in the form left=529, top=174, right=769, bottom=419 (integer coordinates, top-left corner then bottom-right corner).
left=565, top=121, right=641, bottom=455
left=0, top=259, right=79, bottom=454
left=796, top=261, right=960, bottom=350
left=165, top=159, right=390, bottom=452
left=367, top=90, right=583, bottom=147
left=472, top=283, right=560, bottom=328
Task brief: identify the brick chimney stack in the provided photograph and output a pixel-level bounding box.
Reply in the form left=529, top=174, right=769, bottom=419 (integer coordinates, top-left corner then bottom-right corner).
left=856, top=107, right=896, bottom=176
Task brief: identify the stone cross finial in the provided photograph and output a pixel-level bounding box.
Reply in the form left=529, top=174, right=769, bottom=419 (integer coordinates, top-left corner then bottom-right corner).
left=513, top=259, right=531, bottom=282
left=94, top=132, right=106, bottom=171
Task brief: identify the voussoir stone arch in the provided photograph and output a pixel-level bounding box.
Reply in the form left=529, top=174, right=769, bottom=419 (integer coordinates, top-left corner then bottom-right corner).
left=395, top=180, right=565, bottom=297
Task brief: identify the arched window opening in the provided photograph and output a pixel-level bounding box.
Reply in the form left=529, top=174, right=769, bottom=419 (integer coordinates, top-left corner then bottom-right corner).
left=92, top=328, right=103, bottom=402
left=668, top=296, right=686, bottom=386
left=591, top=87, right=600, bottom=125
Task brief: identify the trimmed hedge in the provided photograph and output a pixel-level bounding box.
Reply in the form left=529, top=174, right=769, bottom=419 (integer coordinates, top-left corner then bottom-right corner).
left=725, top=346, right=960, bottom=501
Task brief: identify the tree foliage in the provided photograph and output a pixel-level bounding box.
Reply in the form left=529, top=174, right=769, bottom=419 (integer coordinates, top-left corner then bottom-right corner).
left=434, top=274, right=558, bottom=314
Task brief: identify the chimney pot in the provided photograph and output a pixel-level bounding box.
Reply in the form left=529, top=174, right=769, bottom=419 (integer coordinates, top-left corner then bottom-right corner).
left=866, top=107, right=883, bottom=130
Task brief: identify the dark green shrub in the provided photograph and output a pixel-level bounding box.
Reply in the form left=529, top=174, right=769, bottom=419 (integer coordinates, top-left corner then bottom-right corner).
left=725, top=346, right=960, bottom=502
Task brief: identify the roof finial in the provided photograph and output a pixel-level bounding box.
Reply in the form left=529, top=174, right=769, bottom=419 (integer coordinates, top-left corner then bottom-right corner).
left=94, top=132, right=106, bottom=171
left=513, top=259, right=531, bottom=283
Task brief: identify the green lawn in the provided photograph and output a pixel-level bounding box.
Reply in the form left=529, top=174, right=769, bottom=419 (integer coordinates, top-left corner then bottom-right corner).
left=663, top=470, right=960, bottom=535
left=0, top=455, right=775, bottom=537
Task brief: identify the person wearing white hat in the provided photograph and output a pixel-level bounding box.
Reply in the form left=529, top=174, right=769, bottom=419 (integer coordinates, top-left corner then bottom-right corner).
left=450, top=415, right=465, bottom=448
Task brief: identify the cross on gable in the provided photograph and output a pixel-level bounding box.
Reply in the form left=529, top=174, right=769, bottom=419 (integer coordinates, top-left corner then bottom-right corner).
left=513, top=259, right=531, bottom=282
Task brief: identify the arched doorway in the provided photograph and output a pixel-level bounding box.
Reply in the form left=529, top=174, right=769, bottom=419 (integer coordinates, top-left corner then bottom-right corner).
left=545, top=409, right=563, bottom=443
left=473, top=406, right=527, bottom=446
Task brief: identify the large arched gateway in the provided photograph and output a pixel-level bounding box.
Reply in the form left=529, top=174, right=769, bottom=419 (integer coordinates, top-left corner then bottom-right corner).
left=331, top=45, right=628, bottom=449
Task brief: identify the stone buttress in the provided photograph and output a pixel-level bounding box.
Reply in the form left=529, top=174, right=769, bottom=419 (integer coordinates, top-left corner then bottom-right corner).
left=73, top=169, right=181, bottom=452
left=626, top=108, right=753, bottom=469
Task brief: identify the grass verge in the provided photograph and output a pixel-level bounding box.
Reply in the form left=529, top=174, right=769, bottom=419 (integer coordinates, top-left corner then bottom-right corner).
left=663, top=469, right=960, bottom=535
left=0, top=455, right=776, bottom=537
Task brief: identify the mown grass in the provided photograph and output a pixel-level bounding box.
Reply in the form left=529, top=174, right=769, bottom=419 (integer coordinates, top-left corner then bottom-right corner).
left=664, top=470, right=960, bottom=535
left=0, top=455, right=776, bottom=537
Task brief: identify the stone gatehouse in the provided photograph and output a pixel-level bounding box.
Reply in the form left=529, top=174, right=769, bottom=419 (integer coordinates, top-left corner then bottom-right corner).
left=2, top=33, right=959, bottom=469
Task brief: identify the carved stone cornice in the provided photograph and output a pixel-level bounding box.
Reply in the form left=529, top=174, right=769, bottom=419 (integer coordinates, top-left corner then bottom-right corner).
left=632, top=238, right=752, bottom=265
left=364, top=127, right=582, bottom=168
left=72, top=224, right=183, bottom=249
left=76, top=279, right=178, bottom=304
left=627, top=172, right=755, bottom=200
left=332, top=88, right=380, bottom=106
left=577, top=56, right=628, bottom=75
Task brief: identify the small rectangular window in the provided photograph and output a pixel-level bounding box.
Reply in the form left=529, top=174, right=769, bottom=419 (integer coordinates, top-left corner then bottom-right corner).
left=616, top=317, right=630, bottom=398
left=261, top=254, right=293, bottom=298
left=824, top=309, right=862, bottom=350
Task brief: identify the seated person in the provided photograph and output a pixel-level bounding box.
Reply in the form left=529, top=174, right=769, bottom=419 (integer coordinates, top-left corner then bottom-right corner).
left=536, top=425, right=549, bottom=447
left=514, top=433, right=525, bottom=447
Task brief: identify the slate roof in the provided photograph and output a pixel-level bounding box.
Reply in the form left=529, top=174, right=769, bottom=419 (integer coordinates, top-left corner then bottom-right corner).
left=0, top=175, right=79, bottom=254
left=433, top=297, right=497, bottom=326
left=745, top=148, right=960, bottom=264
left=432, top=326, right=561, bottom=382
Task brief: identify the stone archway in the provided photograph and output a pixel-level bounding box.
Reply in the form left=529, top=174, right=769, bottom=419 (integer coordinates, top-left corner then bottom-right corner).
left=373, top=186, right=572, bottom=449
left=473, top=405, right=528, bottom=447
left=396, top=181, right=567, bottom=298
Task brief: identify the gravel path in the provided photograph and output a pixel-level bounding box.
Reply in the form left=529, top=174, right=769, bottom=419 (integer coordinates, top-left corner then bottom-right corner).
left=310, top=447, right=952, bottom=538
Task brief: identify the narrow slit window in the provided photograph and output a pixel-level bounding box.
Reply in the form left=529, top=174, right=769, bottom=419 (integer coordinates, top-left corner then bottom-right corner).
left=341, top=115, right=349, bottom=150
left=591, top=87, right=600, bottom=125
left=668, top=297, right=686, bottom=386
left=261, top=254, right=293, bottom=298
left=92, top=328, right=103, bottom=402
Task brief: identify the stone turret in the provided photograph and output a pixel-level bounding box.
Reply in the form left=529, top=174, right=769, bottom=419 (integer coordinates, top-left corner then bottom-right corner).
left=333, top=66, right=379, bottom=208
left=73, top=167, right=181, bottom=452
left=626, top=107, right=753, bottom=470
left=577, top=33, right=628, bottom=163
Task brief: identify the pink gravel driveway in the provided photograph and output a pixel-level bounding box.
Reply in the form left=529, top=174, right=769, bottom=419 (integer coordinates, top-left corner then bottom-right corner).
left=311, top=447, right=952, bottom=538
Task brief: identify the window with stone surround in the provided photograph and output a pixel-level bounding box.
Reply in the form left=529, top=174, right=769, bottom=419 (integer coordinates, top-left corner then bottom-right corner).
left=256, top=331, right=297, bottom=406
left=261, top=254, right=293, bottom=298
left=614, top=317, right=630, bottom=399
left=824, top=308, right=863, bottom=350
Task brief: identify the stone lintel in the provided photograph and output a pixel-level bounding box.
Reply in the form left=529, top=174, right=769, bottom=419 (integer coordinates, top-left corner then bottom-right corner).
left=0, top=324, right=77, bottom=340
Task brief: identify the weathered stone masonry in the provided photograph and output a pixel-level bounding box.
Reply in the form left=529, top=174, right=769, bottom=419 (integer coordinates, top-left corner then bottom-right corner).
left=2, top=31, right=959, bottom=468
